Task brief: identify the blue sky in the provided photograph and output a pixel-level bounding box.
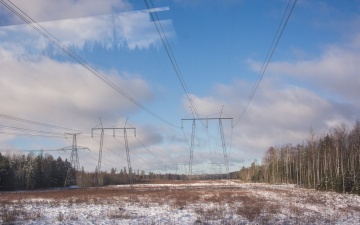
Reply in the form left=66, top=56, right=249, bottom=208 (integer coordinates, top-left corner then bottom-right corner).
left=1, top=0, right=360, bottom=174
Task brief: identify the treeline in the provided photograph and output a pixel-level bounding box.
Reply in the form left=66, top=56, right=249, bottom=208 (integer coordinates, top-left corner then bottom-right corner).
left=78, top=167, right=148, bottom=187
left=0, top=151, right=193, bottom=190
left=80, top=170, right=231, bottom=186
left=239, top=121, right=360, bottom=194
left=0, top=152, right=167, bottom=190
left=0, top=152, right=73, bottom=191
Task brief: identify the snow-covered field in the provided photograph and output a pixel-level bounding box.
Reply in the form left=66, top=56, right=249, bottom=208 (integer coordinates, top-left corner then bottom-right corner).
left=1, top=180, right=360, bottom=224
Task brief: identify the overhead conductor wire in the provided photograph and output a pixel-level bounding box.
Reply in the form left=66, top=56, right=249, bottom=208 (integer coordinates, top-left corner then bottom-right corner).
left=0, top=113, right=83, bottom=133
left=144, top=1, right=230, bottom=171
left=234, top=0, right=297, bottom=126
left=143, top=0, right=201, bottom=119
left=0, top=0, right=178, bottom=129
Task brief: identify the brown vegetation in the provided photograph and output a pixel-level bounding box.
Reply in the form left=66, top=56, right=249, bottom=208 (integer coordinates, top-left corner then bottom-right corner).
left=1, top=180, right=359, bottom=224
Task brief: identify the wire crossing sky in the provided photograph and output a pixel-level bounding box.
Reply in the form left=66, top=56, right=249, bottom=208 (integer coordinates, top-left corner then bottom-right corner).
left=234, top=0, right=298, bottom=126
left=0, top=0, right=179, bottom=129
left=0, top=0, right=360, bottom=173
left=144, top=0, right=202, bottom=119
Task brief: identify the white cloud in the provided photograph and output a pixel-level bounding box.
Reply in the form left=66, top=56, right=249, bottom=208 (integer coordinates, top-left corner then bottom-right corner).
left=225, top=90, right=302, bottom=161
left=173, top=0, right=244, bottom=8
left=0, top=5, right=174, bottom=53
left=182, top=95, right=226, bottom=117
left=0, top=52, right=180, bottom=172
left=181, top=56, right=360, bottom=167
left=0, top=3, right=176, bottom=172
left=231, top=34, right=360, bottom=165
left=118, top=7, right=174, bottom=50
left=259, top=44, right=360, bottom=104
left=0, top=54, right=153, bottom=131
left=5, top=0, right=131, bottom=24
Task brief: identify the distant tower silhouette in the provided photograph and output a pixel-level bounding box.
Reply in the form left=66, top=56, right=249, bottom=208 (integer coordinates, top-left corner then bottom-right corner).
left=64, top=133, right=81, bottom=187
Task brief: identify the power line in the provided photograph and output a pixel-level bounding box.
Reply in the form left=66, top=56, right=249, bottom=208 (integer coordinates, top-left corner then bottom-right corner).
left=116, top=137, right=162, bottom=170
left=143, top=0, right=201, bottom=119
left=181, top=117, right=233, bottom=180
left=0, top=131, right=65, bottom=138
left=115, top=137, right=143, bottom=160
left=0, top=124, right=67, bottom=136
left=234, top=0, right=297, bottom=126
left=90, top=136, right=127, bottom=162
left=78, top=148, right=149, bottom=172
left=94, top=136, right=151, bottom=171
left=0, top=0, right=179, bottom=129
left=134, top=136, right=166, bottom=166
left=0, top=148, right=65, bottom=152
left=0, top=113, right=83, bottom=133
left=78, top=149, right=119, bottom=171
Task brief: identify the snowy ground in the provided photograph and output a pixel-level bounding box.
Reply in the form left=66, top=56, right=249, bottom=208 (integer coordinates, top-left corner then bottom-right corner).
left=1, top=180, right=360, bottom=224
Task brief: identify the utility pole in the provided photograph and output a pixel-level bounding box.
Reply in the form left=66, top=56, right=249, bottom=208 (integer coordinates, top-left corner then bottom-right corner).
left=181, top=117, right=233, bottom=183
left=91, top=127, right=136, bottom=186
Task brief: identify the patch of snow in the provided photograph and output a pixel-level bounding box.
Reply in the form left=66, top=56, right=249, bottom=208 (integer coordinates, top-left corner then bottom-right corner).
left=1, top=181, right=360, bottom=224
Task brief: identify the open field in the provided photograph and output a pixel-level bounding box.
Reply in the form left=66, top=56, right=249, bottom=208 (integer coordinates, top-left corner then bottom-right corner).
left=1, top=180, right=360, bottom=224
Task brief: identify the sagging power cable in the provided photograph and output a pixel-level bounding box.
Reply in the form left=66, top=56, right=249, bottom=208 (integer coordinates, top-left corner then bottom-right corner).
left=235, top=0, right=298, bottom=126
left=0, top=0, right=179, bottom=129
left=143, top=0, right=201, bottom=119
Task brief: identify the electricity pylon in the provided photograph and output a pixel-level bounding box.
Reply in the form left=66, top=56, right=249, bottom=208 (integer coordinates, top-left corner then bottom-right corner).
left=61, top=133, right=89, bottom=187
left=219, top=119, right=230, bottom=180
left=189, top=120, right=195, bottom=178
left=91, top=127, right=136, bottom=186
left=92, top=119, right=105, bottom=187
left=181, top=117, right=233, bottom=183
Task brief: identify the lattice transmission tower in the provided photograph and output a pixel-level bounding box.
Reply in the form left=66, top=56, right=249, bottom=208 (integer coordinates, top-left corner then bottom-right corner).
left=181, top=117, right=233, bottom=183
left=91, top=127, right=136, bottom=186
left=62, top=133, right=89, bottom=187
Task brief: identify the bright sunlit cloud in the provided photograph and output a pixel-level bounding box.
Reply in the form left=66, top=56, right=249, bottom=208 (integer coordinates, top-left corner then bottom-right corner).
left=0, top=0, right=359, bottom=173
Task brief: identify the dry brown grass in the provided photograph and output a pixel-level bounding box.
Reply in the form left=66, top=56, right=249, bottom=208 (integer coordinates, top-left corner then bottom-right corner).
left=195, top=205, right=227, bottom=222
left=1, top=182, right=359, bottom=224
left=146, top=179, right=195, bottom=185
left=302, top=192, right=327, bottom=205
left=0, top=205, right=42, bottom=224
left=107, top=208, right=134, bottom=220
left=233, top=193, right=264, bottom=221
left=0, top=185, right=201, bottom=207
left=1, top=207, right=18, bottom=223
left=0, top=184, right=282, bottom=223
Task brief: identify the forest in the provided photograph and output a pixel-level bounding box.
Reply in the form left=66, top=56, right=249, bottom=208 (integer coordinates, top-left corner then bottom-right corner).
left=3, top=121, right=360, bottom=194
left=0, top=148, right=236, bottom=191
left=1, top=150, right=202, bottom=191
left=0, top=152, right=150, bottom=191
left=239, top=121, right=360, bottom=195
left=0, top=153, right=73, bottom=190
left=0, top=149, right=230, bottom=191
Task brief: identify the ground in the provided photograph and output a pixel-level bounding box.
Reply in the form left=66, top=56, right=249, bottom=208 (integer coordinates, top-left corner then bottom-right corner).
left=1, top=180, right=360, bottom=224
